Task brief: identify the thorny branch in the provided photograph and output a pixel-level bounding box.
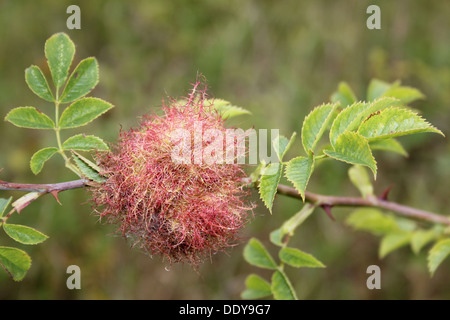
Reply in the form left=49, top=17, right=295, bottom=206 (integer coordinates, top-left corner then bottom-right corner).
left=276, top=183, right=450, bottom=226
left=0, top=178, right=89, bottom=218
left=0, top=179, right=88, bottom=193
left=1, top=178, right=449, bottom=226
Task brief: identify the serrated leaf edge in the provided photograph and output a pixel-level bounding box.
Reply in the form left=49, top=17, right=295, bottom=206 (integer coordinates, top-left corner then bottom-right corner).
left=301, top=102, right=338, bottom=153
left=5, top=107, right=55, bottom=129
left=258, top=163, right=282, bottom=213
left=59, top=57, right=100, bottom=103
left=284, top=154, right=315, bottom=202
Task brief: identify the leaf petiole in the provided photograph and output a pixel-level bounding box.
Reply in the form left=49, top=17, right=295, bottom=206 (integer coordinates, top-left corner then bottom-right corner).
left=53, top=93, right=82, bottom=177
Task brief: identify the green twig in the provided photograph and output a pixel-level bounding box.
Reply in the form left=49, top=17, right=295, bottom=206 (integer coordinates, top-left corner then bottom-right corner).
left=53, top=93, right=81, bottom=176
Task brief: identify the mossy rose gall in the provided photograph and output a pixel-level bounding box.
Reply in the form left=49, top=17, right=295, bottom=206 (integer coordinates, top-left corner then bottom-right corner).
left=90, top=82, right=253, bottom=267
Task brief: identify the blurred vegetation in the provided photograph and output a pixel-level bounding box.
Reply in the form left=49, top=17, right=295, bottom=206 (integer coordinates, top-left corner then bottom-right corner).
left=0, top=0, right=449, bottom=299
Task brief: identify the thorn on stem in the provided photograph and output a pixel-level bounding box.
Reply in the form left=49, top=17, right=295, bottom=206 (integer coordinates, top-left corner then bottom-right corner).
left=321, top=204, right=335, bottom=221
left=379, top=184, right=394, bottom=201
left=50, top=190, right=62, bottom=205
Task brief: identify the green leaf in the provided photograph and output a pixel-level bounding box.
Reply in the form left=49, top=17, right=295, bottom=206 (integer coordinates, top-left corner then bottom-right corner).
left=379, top=232, right=413, bottom=259
left=273, top=135, right=289, bottom=162
left=3, top=224, right=48, bottom=245
left=72, top=152, right=105, bottom=183
left=395, top=217, right=417, bottom=232
left=5, top=107, right=55, bottom=129
left=241, top=274, right=272, bottom=299
left=411, top=229, right=439, bottom=255
left=280, top=203, right=316, bottom=238
left=72, top=151, right=102, bottom=172
left=279, top=247, right=325, bottom=268
left=348, top=165, right=374, bottom=198
left=346, top=208, right=399, bottom=235
left=249, top=160, right=266, bottom=185
left=358, top=107, right=444, bottom=141
left=367, top=79, right=397, bottom=101
left=427, top=239, right=450, bottom=276
left=0, top=197, right=12, bottom=218
left=369, top=138, right=408, bottom=157
left=45, top=32, right=75, bottom=89
left=60, top=58, right=99, bottom=103
left=368, top=80, right=424, bottom=105
left=30, top=147, right=58, bottom=175
left=330, top=82, right=357, bottom=107
left=271, top=270, right=297, bottom=300
left=330, top=101, right=367, bottom=147
left=206, top=99, right=251, bottom=119
left=324, top=131, right=377, bottom=178
left=269, top=228, right=283, bottom=247
left=270, top=205, right=317, bottom=247
left=381, top=86, right=425, bottom=104
left=258, top=163, right=282, bottom=213
left=25, top=65, right=54, bottom=102
left=62, top=134, right=109, bottom=151
left=0, top=246, right=32, bottom=281
left=273, top=132, right=296, bottom=162
left=329, top=98, right=401, bottom=147
left=59, top=97, right=114, bottom=129
left=243, top=238, right=278, bottom=270
left=284, top=152, right=315, bottom=201
left=301, top=102, right=339, bottom=153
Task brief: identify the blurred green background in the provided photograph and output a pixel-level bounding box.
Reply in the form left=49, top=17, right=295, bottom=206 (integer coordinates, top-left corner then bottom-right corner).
left=0, top=0, right=449, bottom=299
